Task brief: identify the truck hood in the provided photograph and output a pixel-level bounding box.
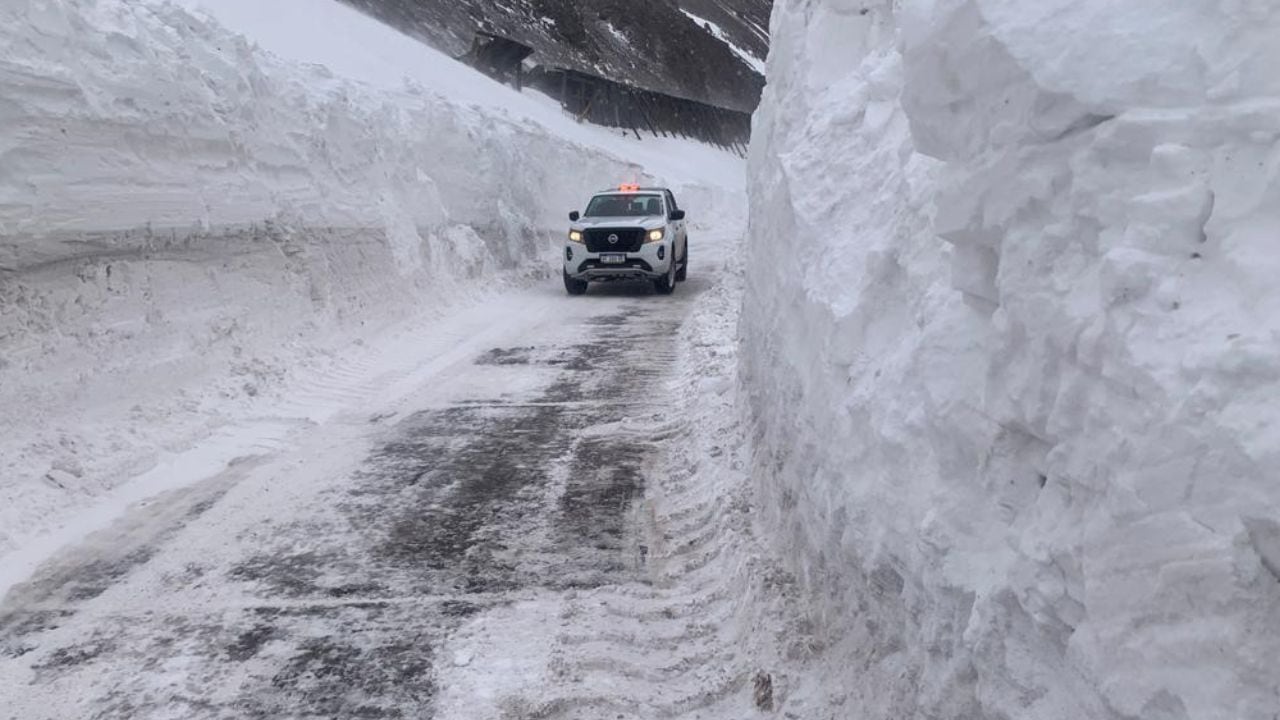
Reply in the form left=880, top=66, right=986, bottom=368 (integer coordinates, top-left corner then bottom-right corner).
left=571, top=216, right=666, bottom=231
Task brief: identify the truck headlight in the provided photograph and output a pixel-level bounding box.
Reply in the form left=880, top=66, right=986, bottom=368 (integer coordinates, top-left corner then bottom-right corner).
left=568, top=230, right=583, bottom=243
left=645, top=228, right=664, bottom=243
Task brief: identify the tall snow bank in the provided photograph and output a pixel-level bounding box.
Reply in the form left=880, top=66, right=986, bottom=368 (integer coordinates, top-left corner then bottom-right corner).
left=742, top=1, right=1280, bottom=718
left=0, top=0, right=740, bottom=562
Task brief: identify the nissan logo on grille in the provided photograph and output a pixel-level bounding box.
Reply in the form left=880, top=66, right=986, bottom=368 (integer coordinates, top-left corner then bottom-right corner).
left=584, top=229, right=643, bottom=252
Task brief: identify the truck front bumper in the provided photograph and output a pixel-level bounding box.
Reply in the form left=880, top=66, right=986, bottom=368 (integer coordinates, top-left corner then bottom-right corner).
left=564, top=242, right=673, bottom=281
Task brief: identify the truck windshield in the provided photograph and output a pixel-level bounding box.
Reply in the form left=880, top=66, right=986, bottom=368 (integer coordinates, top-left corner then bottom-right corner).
left=584, top=194, right=664, bottom=217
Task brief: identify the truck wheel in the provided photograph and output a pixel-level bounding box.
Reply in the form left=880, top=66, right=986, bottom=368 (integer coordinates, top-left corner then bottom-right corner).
left=676, top=242, right=688, bottom=282
left=653, top=261, right=676, bottom=295
left=564, top=269, right=588, bottom=295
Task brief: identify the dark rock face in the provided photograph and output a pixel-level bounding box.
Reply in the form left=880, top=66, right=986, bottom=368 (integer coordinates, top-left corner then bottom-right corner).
left=340, top=0, right=771, bottom=111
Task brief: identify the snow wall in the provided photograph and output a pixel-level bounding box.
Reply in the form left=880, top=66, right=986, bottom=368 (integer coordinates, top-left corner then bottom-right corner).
left=742, top=1, right=1280, bottom=718
left=0, top=0, right=718, bottom=558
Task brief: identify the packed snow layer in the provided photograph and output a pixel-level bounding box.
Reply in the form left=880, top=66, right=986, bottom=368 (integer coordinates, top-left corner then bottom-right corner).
left=742, top=1, right=1280, bottom=718
left=0, top=0, right=743, bottom=568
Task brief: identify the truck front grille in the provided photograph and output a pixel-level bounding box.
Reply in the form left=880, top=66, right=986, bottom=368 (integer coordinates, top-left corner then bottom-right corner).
left=585, top=228, right=644, bottom=253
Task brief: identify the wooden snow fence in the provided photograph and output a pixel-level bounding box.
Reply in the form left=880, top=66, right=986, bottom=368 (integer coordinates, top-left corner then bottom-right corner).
left=460, top=32, right=751, bottom=156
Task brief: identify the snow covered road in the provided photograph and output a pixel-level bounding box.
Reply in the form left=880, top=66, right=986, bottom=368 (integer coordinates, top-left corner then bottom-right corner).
left=0, top=228, right=757, bottom=719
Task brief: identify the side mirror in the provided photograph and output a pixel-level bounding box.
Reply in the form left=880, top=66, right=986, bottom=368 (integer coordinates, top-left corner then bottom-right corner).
left=569, top=211, right=580, bottom=221
left=670, top=210, right=686, bottom=221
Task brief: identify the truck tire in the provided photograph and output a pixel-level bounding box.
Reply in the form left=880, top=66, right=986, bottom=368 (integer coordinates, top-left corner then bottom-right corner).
left=564, top=269, right=588, bottom=295
left=676, top=241, right=688, bottom=282
left=653, top=261, right=676, bottom=295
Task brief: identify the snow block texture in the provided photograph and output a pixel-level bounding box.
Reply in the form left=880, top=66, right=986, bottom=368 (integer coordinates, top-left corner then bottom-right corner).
left=0, top=0, right=651, bottom=558
left=742, top=1, right=1280, bottom=718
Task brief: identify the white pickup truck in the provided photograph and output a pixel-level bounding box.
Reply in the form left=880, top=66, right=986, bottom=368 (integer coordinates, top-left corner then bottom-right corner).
left=562, top=185, right=689, bottom=295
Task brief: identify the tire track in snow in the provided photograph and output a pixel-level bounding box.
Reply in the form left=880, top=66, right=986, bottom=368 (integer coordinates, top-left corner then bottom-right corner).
left=431, top=257, right=804, bottom=720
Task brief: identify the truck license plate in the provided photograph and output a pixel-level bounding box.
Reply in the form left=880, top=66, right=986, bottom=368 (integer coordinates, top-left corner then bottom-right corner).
left=601, top=254, right=626, bottom=264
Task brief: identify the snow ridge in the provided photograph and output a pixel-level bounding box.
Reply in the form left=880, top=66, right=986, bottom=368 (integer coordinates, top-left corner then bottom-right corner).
left=742, top=1, right=1280, bottom=718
